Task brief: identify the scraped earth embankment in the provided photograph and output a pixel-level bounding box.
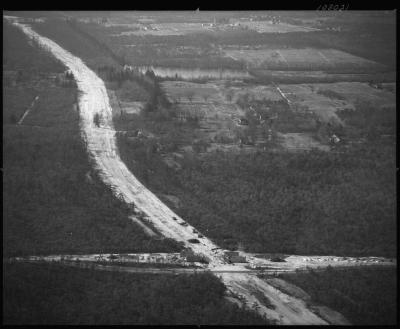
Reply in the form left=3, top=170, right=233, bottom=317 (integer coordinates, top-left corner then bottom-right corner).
left=9, top=19, right=222, bottom=262
left=9, top=17, right=349, bottom=325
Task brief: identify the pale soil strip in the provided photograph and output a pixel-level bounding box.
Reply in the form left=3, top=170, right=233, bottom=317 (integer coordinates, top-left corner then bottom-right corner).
left=63, top=262, right=206, bottom=274
left=129, top=216, right=158, bottom=237
left=10, top=19, right=351, bottom=325
left=10, top=259, right=205, bottom=275
left=221, top=273, right=329, bottom=325
left=17, top=95, right=39, bottom=124
left=10, top=253, right=395, bottom=275
left=317, top=50, right=334, bottom=68
left=274, top=84, right=292, bottom=105
left=10, top=19, right=219, bottom=258
left=276, top=50, right=289, bottom=69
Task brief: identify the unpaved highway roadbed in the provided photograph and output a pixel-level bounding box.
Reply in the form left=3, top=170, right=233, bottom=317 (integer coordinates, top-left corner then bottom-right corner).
left=9, top=17, right=394, bottom=325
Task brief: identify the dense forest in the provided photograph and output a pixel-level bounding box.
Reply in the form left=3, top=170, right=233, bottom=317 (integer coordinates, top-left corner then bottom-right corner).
left=3, top=262, right=269, bottom=325
left=116, top=101, right=396, bottom=256
left=3, top=21, right=181, bottom=256
left=3, top=20, right=64, bottom=73
left=276, top=266, right=397, bottom=325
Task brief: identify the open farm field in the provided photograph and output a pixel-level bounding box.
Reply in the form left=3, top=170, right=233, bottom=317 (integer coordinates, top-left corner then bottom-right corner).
left=252, top=70, right=396, bottom=84
left=160, top=79, right=396, bottom=151
left=312, top=82, right=396, bottom=110
left=161, top=80, right=335, bottom=150
left=225, top=48, right=386, bottom=71
left=162, top=80, right=285, bottom=110
left=26, top=10, right=395, bottom=70
left=118, top=22, right=211, bottom=36
left=224, top=84, right=283, bottom=102
left=161, top=80, right=225, bottom=104
left=160, top=81, right=245, bottom=146
left=101, top=11, right=236, bottom=25
left=232, top=20, right=319, bottom=33
left=279, top=82, right=396, bottom=124
left=279, top=84, right=351, bottom=124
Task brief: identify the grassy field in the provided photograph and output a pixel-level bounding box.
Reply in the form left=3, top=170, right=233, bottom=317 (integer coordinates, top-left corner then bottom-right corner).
left=277, top=266, right=397, bottom=325
left=3, top=262, right=269, bottom=325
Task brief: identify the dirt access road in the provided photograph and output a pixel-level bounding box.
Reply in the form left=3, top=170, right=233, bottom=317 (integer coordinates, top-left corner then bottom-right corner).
left=11, top=253, right=395, bottom=273
left=8, top=17, right=391, bottom=325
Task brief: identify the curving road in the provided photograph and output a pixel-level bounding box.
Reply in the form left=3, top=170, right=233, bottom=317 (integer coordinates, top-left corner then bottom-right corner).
left=7, top=16, right=361, bottom=325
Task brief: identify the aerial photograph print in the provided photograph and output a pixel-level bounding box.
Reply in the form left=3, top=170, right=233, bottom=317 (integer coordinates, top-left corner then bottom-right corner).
left=2, top=7, right=397, bottom=326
